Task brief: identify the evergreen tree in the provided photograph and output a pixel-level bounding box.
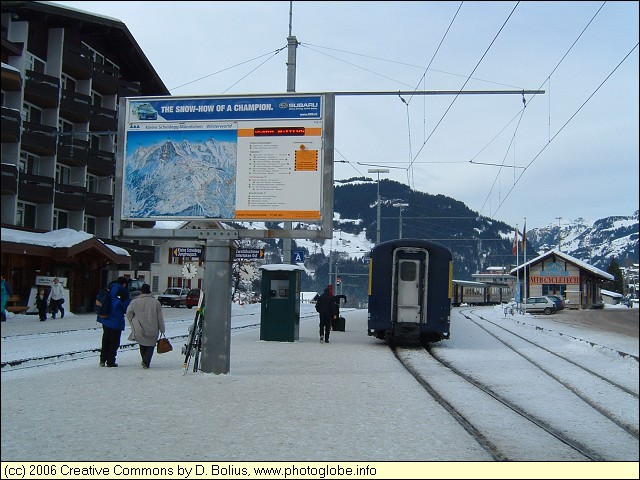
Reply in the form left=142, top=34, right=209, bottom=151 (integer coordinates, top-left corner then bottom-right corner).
left=604, top=258, right=624, bottom=293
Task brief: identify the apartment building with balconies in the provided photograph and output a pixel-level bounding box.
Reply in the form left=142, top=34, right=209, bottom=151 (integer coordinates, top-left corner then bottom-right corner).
left=1, top=1, right=169, bottom=311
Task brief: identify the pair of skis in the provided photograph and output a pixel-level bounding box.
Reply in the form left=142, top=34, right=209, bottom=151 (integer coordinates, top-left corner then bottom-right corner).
left=182, top=289, right=205, bottom=374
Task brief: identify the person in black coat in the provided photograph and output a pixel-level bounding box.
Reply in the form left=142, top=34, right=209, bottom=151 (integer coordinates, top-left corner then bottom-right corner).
left=35, top=288, right=49, bottom=322
left=315, top=287, right=337, bottom=343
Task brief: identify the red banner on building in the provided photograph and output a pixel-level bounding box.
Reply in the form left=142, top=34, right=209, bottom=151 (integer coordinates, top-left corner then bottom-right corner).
left=530, top=276, right=579, bottom=285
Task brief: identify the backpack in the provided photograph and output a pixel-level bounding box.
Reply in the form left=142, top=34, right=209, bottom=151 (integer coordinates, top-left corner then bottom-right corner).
left=95, top=286, right=111, bottom=318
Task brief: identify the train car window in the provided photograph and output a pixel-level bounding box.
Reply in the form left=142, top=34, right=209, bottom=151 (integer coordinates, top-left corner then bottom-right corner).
left=400, top=261, right=417, bottom=281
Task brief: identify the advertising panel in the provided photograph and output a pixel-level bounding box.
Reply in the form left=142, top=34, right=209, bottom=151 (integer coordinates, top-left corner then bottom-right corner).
left=119, top=94, right=329, bottom=222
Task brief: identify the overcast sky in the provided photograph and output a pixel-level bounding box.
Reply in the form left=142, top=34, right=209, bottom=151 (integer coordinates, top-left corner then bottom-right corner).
left=51, top=1, right=639, bottom=230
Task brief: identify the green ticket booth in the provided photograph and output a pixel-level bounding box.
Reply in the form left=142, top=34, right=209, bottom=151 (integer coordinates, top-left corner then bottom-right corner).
left=260, top=264, right=304, bottom=342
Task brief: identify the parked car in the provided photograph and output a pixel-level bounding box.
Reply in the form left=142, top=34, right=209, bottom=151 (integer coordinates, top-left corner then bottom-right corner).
left=156, top=287, right=188, bottom=307
left=186, top=289, right=203, bottom=309
left=545, top=295, right=565, bottom=311
left=128, top=278, right=145, bottom=300
left=524, top=296, right=557, bottom=315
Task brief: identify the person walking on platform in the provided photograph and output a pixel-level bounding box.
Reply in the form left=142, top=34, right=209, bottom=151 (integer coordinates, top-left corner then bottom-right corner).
left=49, top=277, right=65, bottom=319
left=126, top=284, right=165, bottom=369
left=315, top=287, right=337, bottom=343
left=1, top=275, right=12, bottom=322
left=35, top=288, right=49, bottom=321
left=97, top=277, right=130, bottom=367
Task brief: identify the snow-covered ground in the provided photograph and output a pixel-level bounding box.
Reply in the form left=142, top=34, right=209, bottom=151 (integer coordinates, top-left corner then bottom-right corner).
left=1, top=303, right=638, bottom=477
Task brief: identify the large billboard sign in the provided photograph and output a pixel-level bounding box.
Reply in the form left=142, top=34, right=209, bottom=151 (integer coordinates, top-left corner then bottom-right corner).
left=117, top=94, right=333, bottom=223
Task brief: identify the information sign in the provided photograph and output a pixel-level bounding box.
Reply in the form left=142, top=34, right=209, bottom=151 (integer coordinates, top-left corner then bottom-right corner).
left=234, top=248, right=265, bottom=260
left=119, top=94, right=329, bottom=222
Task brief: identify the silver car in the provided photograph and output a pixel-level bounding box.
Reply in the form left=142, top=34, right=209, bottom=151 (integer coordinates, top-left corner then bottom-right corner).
left=524, top=296, right=557, bottom=315
left=156, top=287, right=188, bottom=307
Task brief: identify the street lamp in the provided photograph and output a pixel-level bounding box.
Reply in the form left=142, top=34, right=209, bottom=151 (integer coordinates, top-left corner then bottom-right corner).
left=393, top=203, right=409, bottom=239
left=368, top=168, right=389, bottom=244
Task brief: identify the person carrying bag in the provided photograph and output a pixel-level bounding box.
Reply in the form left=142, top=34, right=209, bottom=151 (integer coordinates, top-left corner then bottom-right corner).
left=125, top=284, right=165, bottom=369
left=156, top=334, right=172, bottom=354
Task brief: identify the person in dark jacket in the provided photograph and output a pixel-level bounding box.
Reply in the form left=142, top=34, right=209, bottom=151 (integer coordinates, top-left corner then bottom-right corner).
left=35, top=288, right=49, bottom=322
left=315, top=287, right=337, bottom=343
left=97, top=277, right=130, bottom=367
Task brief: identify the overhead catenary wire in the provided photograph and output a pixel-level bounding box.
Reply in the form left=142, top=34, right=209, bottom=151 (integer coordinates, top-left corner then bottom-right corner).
left=405, top=2, right=521, bottom=182
left=491, top=41, right=640, bottom=218
left=168, top=47, right=287, bottom=93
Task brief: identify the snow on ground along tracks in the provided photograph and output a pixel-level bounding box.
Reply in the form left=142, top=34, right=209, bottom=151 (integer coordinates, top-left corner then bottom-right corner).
left=1, top=308, right=491, bottom=461
left=401, top=306, right=639, bottom=461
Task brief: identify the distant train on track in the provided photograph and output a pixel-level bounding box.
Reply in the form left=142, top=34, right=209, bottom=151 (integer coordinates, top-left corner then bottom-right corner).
left=367, top=239, right=453, bottom=344
left=452, top=279, right=510, bottom=307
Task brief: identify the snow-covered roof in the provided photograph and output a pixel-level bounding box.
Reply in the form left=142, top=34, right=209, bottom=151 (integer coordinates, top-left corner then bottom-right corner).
left=509, top=248, right=613, bottom=281
left=453, top=279, right=486, bottom=287
left=1, top=227, right=130, bottom=256
left=601, top=289, right=623, bottom=299
left=260, top=264, right=305, bottom=271
left=1, top=62, right=20, bottom=73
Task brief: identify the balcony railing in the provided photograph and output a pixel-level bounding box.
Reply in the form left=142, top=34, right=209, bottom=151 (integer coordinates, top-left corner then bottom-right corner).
left=62, top=44, right=92, bottom=80
left=1, top=63, right=22, bottom=91
left=85, top=191, right=114, bottom=217
left=57, top=136, right=89, bottom=167
left=87, top=148, right=115, bottom=176
left=54, top=182, right=86, bottom=211
left=90, top=105, right=118, bottom=132
left=21, top=121, right=57, bottom=156
left=1, top=163, right=18, bottom=195
left=1, top=106, right=21, bottom=143
left=24, top=70, right=59, bottom=108
left=118, top=78, right=142, bottom=98
left=59, top=90, right=92, bottom=123
left=92, top=62, right=120, bottom=95
left=17, top=172, right=54, bottom=203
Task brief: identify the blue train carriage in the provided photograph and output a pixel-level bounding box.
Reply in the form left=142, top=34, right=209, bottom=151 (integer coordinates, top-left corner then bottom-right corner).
left=367, top=239, right=453, bottom=344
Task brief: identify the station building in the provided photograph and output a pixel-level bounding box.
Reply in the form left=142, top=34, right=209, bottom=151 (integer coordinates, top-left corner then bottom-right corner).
left=509, top=249, right=613, bottom=310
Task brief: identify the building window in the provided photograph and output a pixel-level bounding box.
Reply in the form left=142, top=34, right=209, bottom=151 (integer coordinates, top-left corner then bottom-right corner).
left=90, top=134, right=101, bottom=149
left=53, top=209, right=69, bottom=230
left=21, top=102, right=42, bottom=123
left=86, top=173, right=99, bottom=193
left=17, top=202, right=37, bottom=228
left=84, top=216, right=97, bottom=235
left=59, top=118, right=74, bottom=133
left=61, top=73, right=77, bottom=92
left=542, top=285, right=565, bottom=297
left=25, top=52, right=45, bottom=73
left=55, top=165, right=71, bottom=185
left=19, top=151, right=40, bottom=174
left=92, top=91, right=103, bottom=107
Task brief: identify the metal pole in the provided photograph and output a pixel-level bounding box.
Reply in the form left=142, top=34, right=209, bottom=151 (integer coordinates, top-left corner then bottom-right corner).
left=376, top=182, right=381, bottom=244
left=282, top=2, right=298, bottom=264
left=200, top=239, right=232, bottom=374
left=368, top=169, right=388, bottom=244
left=393, top=203, right=408, bottom=239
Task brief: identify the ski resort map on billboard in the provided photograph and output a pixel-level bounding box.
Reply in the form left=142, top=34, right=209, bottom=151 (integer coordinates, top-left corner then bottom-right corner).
left=120, top=94, right=329, bottom=222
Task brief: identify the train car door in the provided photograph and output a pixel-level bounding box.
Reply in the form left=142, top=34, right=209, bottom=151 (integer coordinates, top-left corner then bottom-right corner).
left=393, top=248, right=427, bottom=323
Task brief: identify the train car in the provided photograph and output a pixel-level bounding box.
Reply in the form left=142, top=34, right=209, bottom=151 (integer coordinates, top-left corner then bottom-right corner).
left=367, top=239, right=453, bottom=344
left=452, top=279, right=510, bottom=306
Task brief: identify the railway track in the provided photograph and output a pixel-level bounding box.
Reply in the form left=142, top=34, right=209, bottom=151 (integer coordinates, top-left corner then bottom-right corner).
left=393, top=344, right=600, bottom=460
left=392, top=308, right=639, bottom=461
left=1, top=310, right=325, bottom=372
left=1, top=321, right=261, bottom=371
left=462, top=309, right=639, bottom=438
